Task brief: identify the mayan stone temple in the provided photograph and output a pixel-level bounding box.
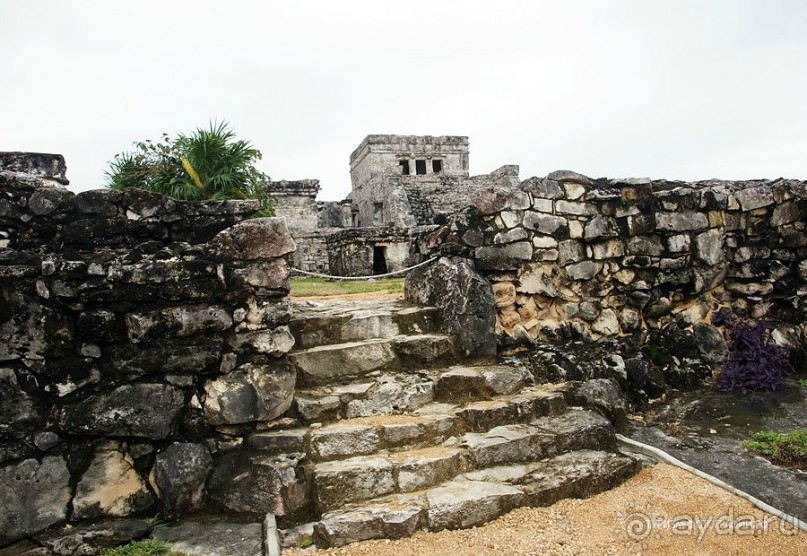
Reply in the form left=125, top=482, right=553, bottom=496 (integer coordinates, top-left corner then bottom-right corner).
left=0, top=137, right=805, bottom=553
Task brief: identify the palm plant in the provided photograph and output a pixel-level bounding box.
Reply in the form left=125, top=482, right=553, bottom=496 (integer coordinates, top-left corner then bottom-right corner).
left=105, top=121, right=273, bottom=214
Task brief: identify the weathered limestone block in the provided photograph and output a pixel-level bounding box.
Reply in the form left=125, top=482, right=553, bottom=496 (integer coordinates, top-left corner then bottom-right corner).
left=583, top=216, right=619, bottom=240
left=405, top=257, right=496, bottom=358
left=558, top=240, right=585, bottom=265
left=734, top=186, right=774, bottom=211
left=209, top=217, right=296, bottom=260
left=126, top=305, right=233, bottom=343
left=474, top=242, right=533, bottom=270
left=208, top=452, right=308, bottom=516
left=228, top=325, right=295, bottom=356
left=627, top=236, right=665, bottom=257
left=591, top=309, right=620, bottom=336
left=565, top=261, right=599, bottom=281
left=520, top=177, right=564, bottom=199
left=695, top=229, right=724, bottom=266
left=532, top=236, right=558, bottom=249
left=310, top=424, right=380, bottom=460
left=590, top=239, right=624, bottom=259
left=493, top=227, right=528, bottom=245
left=59, top=384, right=184, bottom=439
left=555, top=200, right=596, bottom=216
left=0, top=368, right=43, bottom=438
left=667, top=234, right=691, bottom=253
left=771, top=201, right=801, bottom=226
left=655, top=212, right=708, bottom=232
left=546, top=170, right=593, bottom=185
left=491, top=282, right=517, bottom=307
left=203, top=361, right=295, bottom=425
left=0, top=456, right=70, bottom=544
left=474, top=188, right=531, bottom=215
left=313, top=456, right=395, bottom=512
left=231, top=258, right=290, bottom=290
left=523, top=212, right=569, bottom=238
left=564, top=182, right=587, bottom=200
left=426, top=478, right=524, bottom=530
left=151, top=443, right=213, bottom=518
left=72, top=448, right=154, bottom=519
left=574, top=378, right=627, bottom=430
left=517, top=263, right=560, bottom=297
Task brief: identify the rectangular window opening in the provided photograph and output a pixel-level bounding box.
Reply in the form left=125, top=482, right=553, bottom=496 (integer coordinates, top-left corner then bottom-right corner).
left=432, top=159, right=443, bottom=173
left=415, top=160, right=427, bottom=175
left=399, top=160, right=410, bottom=175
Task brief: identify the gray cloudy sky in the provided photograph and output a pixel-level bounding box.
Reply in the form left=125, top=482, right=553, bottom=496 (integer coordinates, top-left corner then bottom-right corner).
left=2, top=1, right=806, bottom=200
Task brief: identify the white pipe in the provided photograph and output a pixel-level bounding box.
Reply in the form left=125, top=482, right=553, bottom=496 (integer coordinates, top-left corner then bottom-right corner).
left=616, top=433, right=807, bottom=533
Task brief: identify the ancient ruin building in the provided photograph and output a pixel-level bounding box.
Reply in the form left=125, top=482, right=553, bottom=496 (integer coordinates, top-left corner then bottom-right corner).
left=271, top=134, right=520, bottom=276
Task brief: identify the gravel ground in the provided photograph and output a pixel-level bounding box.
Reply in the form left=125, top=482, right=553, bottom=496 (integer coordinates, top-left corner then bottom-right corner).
left=284, top=463, right=807, bottom=555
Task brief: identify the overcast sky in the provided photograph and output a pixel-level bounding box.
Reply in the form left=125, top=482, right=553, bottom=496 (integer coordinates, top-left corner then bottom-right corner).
left=2, top=1, right=806, bottom=200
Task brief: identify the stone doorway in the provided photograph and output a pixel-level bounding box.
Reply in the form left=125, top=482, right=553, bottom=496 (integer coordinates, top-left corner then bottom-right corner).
left=373, top=246, right=388, bottom=275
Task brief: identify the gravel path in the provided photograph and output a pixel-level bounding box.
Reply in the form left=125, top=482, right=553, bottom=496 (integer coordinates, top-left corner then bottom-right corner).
left=284, top=463, right=806, bottom=555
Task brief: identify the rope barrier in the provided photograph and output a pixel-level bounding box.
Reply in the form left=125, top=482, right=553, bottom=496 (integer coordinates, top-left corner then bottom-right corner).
left=290, top=256, right=439, bottom=281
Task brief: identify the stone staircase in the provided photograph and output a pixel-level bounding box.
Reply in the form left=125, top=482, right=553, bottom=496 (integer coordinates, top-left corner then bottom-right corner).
left=253, top=299, right=640, bottom=549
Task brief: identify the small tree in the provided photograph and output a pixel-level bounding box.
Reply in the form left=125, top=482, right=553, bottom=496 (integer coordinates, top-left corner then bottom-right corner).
left=106, top=121, right=273, bottom=214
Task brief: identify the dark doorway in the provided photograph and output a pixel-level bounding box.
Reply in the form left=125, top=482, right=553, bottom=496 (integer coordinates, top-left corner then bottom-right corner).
left=373, top=246, right=388, bottom=275
left=415, top=160, right=427, bottom=175
left=399, top=160, right=410, bottom=175
left=432, top=159, right=443, bottom=173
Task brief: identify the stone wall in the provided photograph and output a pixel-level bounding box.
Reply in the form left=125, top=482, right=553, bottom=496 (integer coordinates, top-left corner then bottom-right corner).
left=267, top=179, right=321, bottom=233
left=326, top=227, right=416, bottom=277
left=410, top=170, right=807, bottom=348
left=0, top=157, right=298, bottom=545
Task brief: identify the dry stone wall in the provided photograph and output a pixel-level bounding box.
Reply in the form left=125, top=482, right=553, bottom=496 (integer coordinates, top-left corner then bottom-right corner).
left=411, top=170, right=807, bottom=348
left=0, top=157, right=298, bottom=545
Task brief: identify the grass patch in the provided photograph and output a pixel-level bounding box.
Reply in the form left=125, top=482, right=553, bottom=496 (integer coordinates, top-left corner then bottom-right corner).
left=100, top=540, right=187, bottom=556
left=744, top=430, right=807, bottom=468
left=799, top=378, right=807, bottom=387
left=290, top=277, right=404, bottom=297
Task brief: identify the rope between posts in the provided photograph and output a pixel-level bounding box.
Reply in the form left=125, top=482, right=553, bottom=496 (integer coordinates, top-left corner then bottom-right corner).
left=290, top=256, right=439, bottom=281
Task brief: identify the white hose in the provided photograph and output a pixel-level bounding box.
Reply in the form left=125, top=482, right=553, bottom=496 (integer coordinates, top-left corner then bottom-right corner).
left=616, top=433, right=807, bottom=533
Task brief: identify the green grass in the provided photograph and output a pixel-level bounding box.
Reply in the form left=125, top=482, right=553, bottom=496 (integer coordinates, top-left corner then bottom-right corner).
left=100, top=540, right=187, bottom=556
left=290, top=277, right=404, bottom=297
left=744, top=430, right=807, bottom=468
left=799, top=378, right=807, bottom=387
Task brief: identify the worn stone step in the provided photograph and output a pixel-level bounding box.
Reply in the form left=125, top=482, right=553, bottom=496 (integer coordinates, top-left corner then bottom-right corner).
left=433, top=364, right=531, bottom=402
left=292, top=372, right=436, bottom=424
left=453, top=385, right=567, bottom=432
left=290, top=300, right=439, bottom=348
left=307, top=449, right=639, bottom=548
left=248, top=383, right=573, bottom=459
left=290, top=338, right=398, bottom=387
left=307, top=413, right=456, bottom=462
left=460, top=409, right=612, bottom=467
left=152, top=518, right=264, bottom=556
left=290, top=334, right=453, bottom=387
left=312, top=446, right=467, bottom=512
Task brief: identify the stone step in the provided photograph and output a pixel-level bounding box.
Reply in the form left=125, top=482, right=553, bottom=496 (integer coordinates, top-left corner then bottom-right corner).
left=433, top=364, right=531, bottom=402
left=304, top=449, right=639, bottom=548
left=461, top=409, right=613, bottom=467
left=288, top=364, right=549, bottom=427
left=292, top=371, right=438, bottom=424
left=290, top=300, right=439, bottom=349
left=312, top=447, right=468, bottom=512
left=247, top=384, right=570, bottom=458
left=307, top=409, right=609, bottom=512
left=152, top=517, right=265, bottom=556
left=290, top=334, right=454, bottom=387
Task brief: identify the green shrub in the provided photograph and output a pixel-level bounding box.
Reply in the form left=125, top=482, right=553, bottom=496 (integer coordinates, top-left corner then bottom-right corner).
left=105, top=121, right=273, bottom=215
left=744, top=430, right=807, bottom=467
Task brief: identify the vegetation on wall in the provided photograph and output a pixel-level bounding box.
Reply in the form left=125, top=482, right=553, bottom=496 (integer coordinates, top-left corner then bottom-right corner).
left=105, top=121, right=273, bottom=214
left=713, top=310, right=793, bottom=392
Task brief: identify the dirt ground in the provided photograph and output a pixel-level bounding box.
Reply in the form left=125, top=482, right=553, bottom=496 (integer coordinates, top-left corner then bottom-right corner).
left=284, top=463, right=807, bottom=556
